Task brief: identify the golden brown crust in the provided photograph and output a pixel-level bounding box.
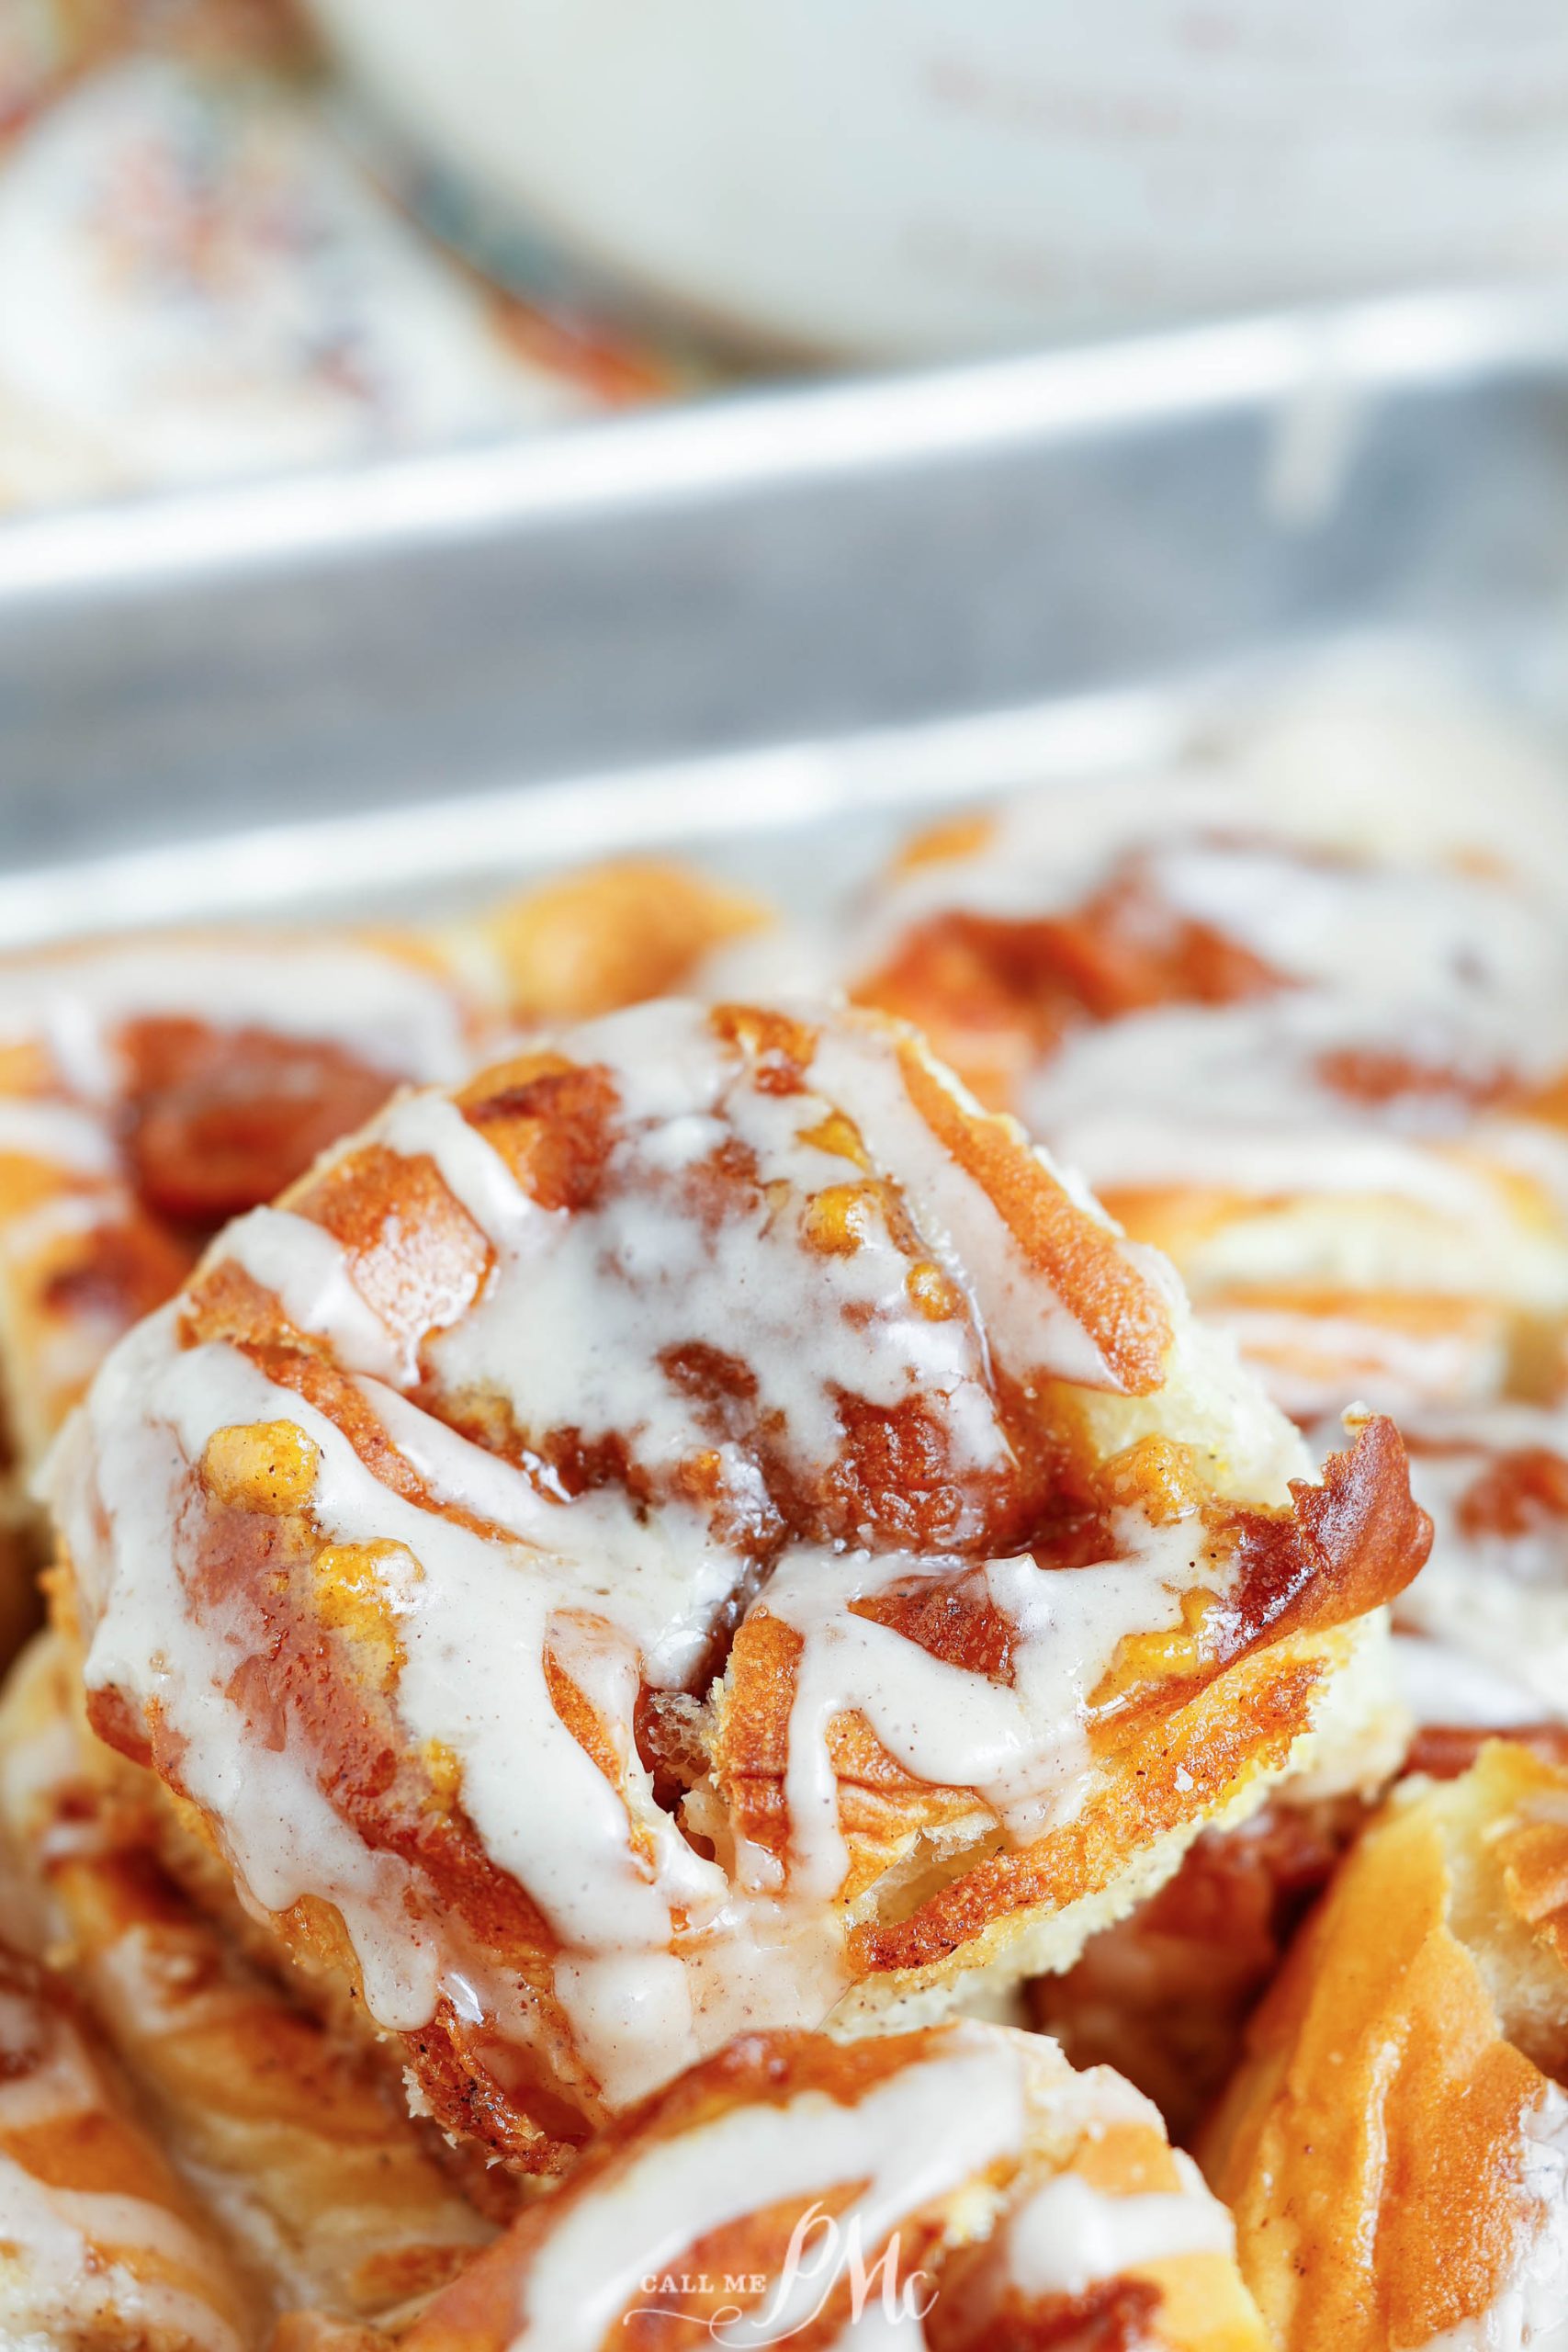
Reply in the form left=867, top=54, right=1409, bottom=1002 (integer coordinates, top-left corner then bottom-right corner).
left=1031, top=1795, right=1363, bottom=2144
left=1031, top=1703, right=1568, bottom=2153
left=716, top=1417, right=1424, bottom=1986
left=0, top=1634, right=495, bottom=2326
left=893, top=1039, right=1170, bottom=1393
left=0, top=870, right=762, bottom=1667
left=851, top=780, right=1568, bottom=1454
left=857, top=871, right=1287, bottom=1118
left=0, top=1935, right=258, bottom=2349
left=393, top=2024, right=1266, bottom=2352
left=52, top=1001, right=1427, bottom=2176
left=1201, top=1744, right=1568, bottom=2350
left=478, top=860, right=767, bottom=1023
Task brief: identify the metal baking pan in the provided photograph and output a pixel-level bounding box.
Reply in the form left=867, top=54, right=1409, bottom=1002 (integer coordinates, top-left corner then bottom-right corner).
left=3, top=284, right=1568, bottom=945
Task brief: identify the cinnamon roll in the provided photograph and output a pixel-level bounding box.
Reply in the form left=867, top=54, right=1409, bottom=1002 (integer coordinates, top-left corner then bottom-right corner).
left=45, top=996, right=1427, bottom=2174
left=1201, top=1740, right=1568, bottom=2350
left=286, top=2020, right=1268, bottom=2352
left=0, top=865, right=754, bottom=1657
left=854, top=684, right=1568, bottom=1891
left=1034, top=1395, right=1568, bottom=2143
left=851, top=680, right=1568, bottom=1427
left=844, top=671, right=1568, bottom=2159
left=0, top=1935, right=255, bottom=2351
left=0, top=926, right=491, bottom=1638
left=0, top=1631, right=496, bottom=2327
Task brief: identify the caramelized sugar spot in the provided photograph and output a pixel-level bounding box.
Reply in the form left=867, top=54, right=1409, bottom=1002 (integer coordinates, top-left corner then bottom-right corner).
left=201, top=1420, right=321, bottom=1514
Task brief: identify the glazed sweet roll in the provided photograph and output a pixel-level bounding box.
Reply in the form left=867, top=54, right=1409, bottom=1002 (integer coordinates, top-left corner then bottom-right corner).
left=294, top=2021, right=1266, bottom=2352
left=0, top=865, right=760, bottom=1661
left=1201, top=1741, right=1568, bottom=2351
left=0, top=1936, right=256, bottom=2351
left=852, top=679, right=1568, bottom=1428
left=46, top=999, right=1428, bottom=2173
left=0, top=1632, right=496, bottom=2329
left=1034, top=1395, right=1568, bottom=2143
left=0, top=926, right=495, bottom=1649
left=1364, top=1403, right=1568, bottom=1758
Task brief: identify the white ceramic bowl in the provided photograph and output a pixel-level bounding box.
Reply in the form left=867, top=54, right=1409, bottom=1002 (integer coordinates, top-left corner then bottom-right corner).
left=307, top=0, right=1568, bottom=360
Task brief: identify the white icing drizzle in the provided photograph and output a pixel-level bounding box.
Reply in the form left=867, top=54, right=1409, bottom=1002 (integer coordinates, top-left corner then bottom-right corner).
left=1210, top=1302, right=1506, bottom=1422
left=513, top=2030, right=1026, bottom=2352
left=997, top=2151, right=1232, bottom=2299
left=0, top=1981, right=243, bottom=2352
left=0, top=929, right=489, bottom=1476
left=856, top=726, right=1568, bottom=1013
left=489, top=2025, right=1240, bottom=2352
left=378, top=1089, right=535, bottom=1237
left=1017, top=995, right=1568, bottom=1308
left=1325, top=1402, right=1568, bottom=1729
left=807, top=1023, right=1142, bottom=1395
left=761, top=1521, right=1209, bottom=1904
left=0, top=1192, right=117, bottom=1270
left=54, top=1001, right=1312, bottom=2111
left=399, top=1004, right=1024, bottom=1510
left=1032, top=1054, right=1532, bottom=1216
left=0, top=1100, right=118, bottom=1175
left=853, top=712, right=1568, bottom=1351
left=0, top=937, right=473, bottom=1098
left=219, top=1206, right=410, bottom=1386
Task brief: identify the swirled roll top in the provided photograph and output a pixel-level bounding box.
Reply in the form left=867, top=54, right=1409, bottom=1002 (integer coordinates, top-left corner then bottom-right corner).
left=49, top=998, right=1429, bottom=2171
left=850, top=684, right=1568, bottom=1425
left=0, top=1632, right=495, bottom=2331
left=0, top=865, right=759, bottom=1482
left=0, top=1937, right=255, bottom=2352
left=0, top=927, right=490, bottom=1473
left=390, top=2021, right=1266, bottom=2352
